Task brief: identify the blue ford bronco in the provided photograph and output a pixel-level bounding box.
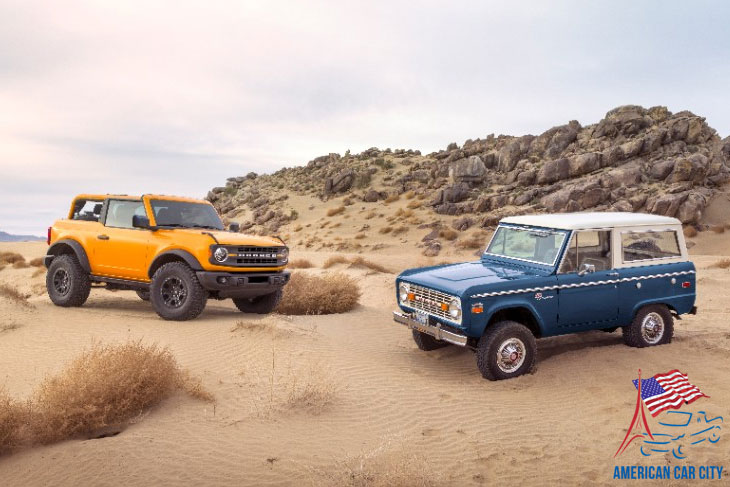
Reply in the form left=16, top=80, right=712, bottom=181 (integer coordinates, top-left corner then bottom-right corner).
left=394, top=212, right=697, bottom=380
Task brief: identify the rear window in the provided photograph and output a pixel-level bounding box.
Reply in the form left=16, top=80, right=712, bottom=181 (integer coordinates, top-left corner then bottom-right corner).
left=621, top=230, right=681, bottom=262
left=71, top=199, right=103, bottom=222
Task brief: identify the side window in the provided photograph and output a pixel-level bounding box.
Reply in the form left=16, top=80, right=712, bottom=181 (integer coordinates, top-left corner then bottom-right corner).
left=622, top=231, right=681, bottom=262
left=72, top=199, right=103, bottom=222
left=559, top=230, right=612, bottom=273
left=105, top=200, right=145, bottom=229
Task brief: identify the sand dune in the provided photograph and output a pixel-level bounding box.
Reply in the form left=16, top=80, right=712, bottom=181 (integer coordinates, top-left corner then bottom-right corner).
left=0, top=232, right=729, bottom=486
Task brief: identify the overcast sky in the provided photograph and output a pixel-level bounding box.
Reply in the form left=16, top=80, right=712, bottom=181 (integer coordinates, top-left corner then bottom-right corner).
left=1, top=1, right=729, bottom=235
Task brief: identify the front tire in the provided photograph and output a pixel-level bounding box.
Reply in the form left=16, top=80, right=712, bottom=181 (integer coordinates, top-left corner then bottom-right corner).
left=46, top=254, right=91, bottom=307
left=476, top=321, right=537, bottom=381
left=233, top=289, right=283, bottom=314
left=412, top=330, right=449, bottom=351
left=622, top=304, right=673, bottom=348
left=150, top=262, right=206, bottom=321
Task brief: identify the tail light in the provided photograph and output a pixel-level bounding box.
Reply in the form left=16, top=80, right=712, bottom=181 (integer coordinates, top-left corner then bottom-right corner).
left=47, top=227, right=52, bottom=245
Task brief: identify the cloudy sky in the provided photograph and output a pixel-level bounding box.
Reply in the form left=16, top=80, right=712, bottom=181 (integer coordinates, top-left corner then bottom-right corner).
left=1, top=0, right=729, bottom=235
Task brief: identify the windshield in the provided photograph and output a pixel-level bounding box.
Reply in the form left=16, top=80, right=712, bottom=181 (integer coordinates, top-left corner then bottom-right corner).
left=150, top=199, right=224, bottom=230
left=485, top=225, right=568, bottom=266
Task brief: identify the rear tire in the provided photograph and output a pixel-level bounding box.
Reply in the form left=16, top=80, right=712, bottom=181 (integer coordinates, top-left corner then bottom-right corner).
left=622, top=304, right=673, bottom=348
left=412, top=330, right=449, bottom=351
left=46, top=254, right=91, bottom=307
left=233, top=289, right=283, bottom=314
left=150, top=262, right=206, bottom=321
left=476, top=321, right=537, bottom=381
left=136, top=289, right=150, bottom=301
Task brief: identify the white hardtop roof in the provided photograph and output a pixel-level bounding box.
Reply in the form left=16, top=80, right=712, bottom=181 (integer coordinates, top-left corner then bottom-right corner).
left=500, top=212, right=681, bottom=231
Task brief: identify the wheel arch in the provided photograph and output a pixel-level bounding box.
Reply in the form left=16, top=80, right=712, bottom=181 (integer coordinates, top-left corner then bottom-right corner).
left=483, top=305, right=544, bottom=338
left=630, top=299, right=675, bottom=321
left=47, top=239, right=91, bottom=273
left=148, top=250, right=203, bottom=278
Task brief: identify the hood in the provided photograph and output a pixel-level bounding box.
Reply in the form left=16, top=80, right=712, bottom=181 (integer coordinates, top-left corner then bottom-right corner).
left=161, top=228, right=285, bottom=247
left=400, top=260, right=548, bottom=295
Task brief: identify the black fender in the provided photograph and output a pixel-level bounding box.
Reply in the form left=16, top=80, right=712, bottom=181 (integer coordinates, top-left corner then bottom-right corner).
left=46, top=239, right=91, bottom=272
left=148, top=250, right=203, bottom=278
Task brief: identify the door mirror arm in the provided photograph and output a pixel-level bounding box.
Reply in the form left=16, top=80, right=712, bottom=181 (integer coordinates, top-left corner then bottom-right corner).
left=132, top=215, right=158, bottom=231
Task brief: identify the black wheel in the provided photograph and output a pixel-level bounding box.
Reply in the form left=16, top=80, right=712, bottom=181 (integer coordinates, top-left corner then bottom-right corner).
left=150, top=262, right=206, bottom=321
left=476, top=321, right=537, bottom=381
left=233, top=289, right=283, bottom=314
left=46, top=254, right=91, bottom=307
left=412, top=329, right=449, bottom=351
left=623, top=304, right=673, bottom=348
left=136, top=289, right=150, bottom=301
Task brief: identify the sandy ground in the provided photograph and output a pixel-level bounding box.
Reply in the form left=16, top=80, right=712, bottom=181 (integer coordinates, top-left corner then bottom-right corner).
left=1, top=224, right=729, bottom=485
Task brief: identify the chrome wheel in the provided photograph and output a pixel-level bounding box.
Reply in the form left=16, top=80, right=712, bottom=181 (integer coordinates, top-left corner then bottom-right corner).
left=160, top=277, right=187, bottom=308
left=52, top=268, right=70, bottom=296
left=496, top=337, right=526, bottom=373
left=641, top=312, right=664, bottom=344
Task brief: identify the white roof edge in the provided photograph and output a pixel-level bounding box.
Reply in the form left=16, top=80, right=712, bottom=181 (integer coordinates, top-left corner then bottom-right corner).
left=499, top=212, right=682, bottom=231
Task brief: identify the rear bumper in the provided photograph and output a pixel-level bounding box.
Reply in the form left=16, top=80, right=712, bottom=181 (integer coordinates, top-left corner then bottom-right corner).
left=196, top=271, right=290, bottom=298
left=393, top=310, right=468, bottom=346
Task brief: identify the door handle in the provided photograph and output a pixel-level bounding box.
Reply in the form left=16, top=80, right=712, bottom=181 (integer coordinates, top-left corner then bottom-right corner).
left=97, top=234, right=110, bottom=240
left=608, top=272, right=619, bottom=277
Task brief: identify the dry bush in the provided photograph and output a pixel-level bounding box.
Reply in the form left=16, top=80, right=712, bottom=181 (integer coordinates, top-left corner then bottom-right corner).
left=31, top=268, right=45, bottom=278
left=394, top=208, right=413, bottom=218
left=331, top=222, right=341, bottom=228
left=683, top=226, right=698, bottom=238
left=349, top=256, right=390, bottom=273
left=406, top=200, right=422, bottom=209
left=277, top=272, right=360, bottom=315
left=0, top=284, right=31, bottom=306
left=0, top=252, right=25, bottom=265
left=1, top=323, right=22, bottom=333
left=392, top=225, right=408, bottom=236
left=0, top=390, right=25, bottom=455
left=327, top=206, right=345, bottom=217
left=284, top=363, right=338, bottom=414
left=365, top=211, right=376, bottom=220
left=12, top=261, right=30, bottom=269
left=439, top=228, right=458, bottom=241
left=710, top=258, right=730, bottom=269
left=379, top=226, right=393, bottom=234
left=293, top=225, right=303, bottom=232
left=456, top=236, right=485, bottom=250
left=416, top=193, right=427, bottom=200
left=710, top=225, right=725, bottom=234
left=354, top=233, right=366, bottom=240
left=28, top=257, right=44, bottom=267
left=323, top=255, right=349, bottom=268
left=288, top=258, right=314, bottom=269
left=384, top=194, right=400, bottom=204
left=404, top=190, right=415, bottom=199
left=29, top=342, right=209, bottom=445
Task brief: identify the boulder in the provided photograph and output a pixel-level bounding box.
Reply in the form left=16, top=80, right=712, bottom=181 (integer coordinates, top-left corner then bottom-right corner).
left=649, top=159, right=675, bottom=181
left=498, top=140, right=523, bottom=173
left=568, top=152, right=602, bottom=177
left=517, top=169, right=536, bottom=186
left=677, top=192, right=706, bottom=223
left=442, top=183, right=469, bottom=203
left=362, top=189, right=384, bottom=202
left=452, top=216, right=474, bottom=231
left=325, top=168, right=355, bottom=193
left=648, top=192, right=688, bottom=218
left=536, top=158, right=570, bottom=184
left=450, top=155, right=487, bottom=183
left=422, top=240, right=442, bottom=257
left=513, top=188, right=539, bottom=206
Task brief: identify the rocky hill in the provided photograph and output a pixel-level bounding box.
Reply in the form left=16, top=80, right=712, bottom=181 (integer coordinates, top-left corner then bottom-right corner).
left=207, top=105, right=730, bottom=253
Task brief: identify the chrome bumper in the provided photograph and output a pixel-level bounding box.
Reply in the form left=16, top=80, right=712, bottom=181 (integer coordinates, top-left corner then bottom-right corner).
left=393, top=311, right=468, bottom=347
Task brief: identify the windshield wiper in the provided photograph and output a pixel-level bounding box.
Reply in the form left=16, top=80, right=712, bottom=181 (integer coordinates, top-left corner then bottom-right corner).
left=195, top=225, right=221, bottom=230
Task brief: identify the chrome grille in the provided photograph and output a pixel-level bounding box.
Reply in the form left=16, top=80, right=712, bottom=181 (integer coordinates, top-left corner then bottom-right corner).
left=407, top=283, right=458, bottom=323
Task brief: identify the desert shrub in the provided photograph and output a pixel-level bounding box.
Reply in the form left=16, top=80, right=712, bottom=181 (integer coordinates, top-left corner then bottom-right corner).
left=0, top=252, right=25, bottom=265
left=12, top=261, right=30, bottom=269
left=327, top=206, right=345, bottom=217
left=407, top=199, right=422, bottom=209
left=0, top=390, right=25, bottom=455
left=0, top=284, right=30, bottom=306
left=289, top=209, right=299, bottom=220
left=28, top=257, right=44, bottom=267
left=456, top=236, right=485, bottom=250
left=710, top=258, right=730, bottom=269
left=710, top=225, right=725, bottom=234
left=379, top=226, right=393, bottom=234
left=284, top=363, right=338, bottom=414
left=348, top=256, right=390, bottom=273
left=371, top=158, right=394, bottom=170
left=288, top=258, right=314, bottom=269
left=365, top=211, right=376, bottom=220
left=404, top=190, right=415, bottom=200
left=277, top=272, right=360, bottom=315
left=384, top=194, right=400, bottom=204
left=392, top=225, right=408, bottom=236
left=439, top=228, right=458, bottom=241
left=683, top=226, right=698, bottom=238
left=323, top=255, right=349, bottom=268
left=354, top=233, right=366, bottom=240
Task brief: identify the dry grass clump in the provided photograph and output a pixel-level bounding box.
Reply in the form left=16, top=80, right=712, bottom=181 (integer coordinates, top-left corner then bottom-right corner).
left=404, top=190, right=416, bottom=199
left=0, top=284, right=31, bottom=306
left=327, top=206, right=345, bottom=217
left=710, top=225, right=725, bottom=234
left=284, top=363, right=338, bottom=414
left=348, top=256, right=391, bottom=273
left=392, top=225, right=408, bottom=236
left=683, top=226, right=698, bottom=238
left=288, top=258, right=314, bottom=269
left=1, top=323, right=22, bottom=333
left=384, top=194, right=400, bottom=204
left=406, top=199, right=423, bottom=209
left=456, top=235, right=485, bottom=250
left=323, top=255, right=349, bottom=268
left=439, top=228, right=458, bottom=241
left=0, top=252, right=25, bottom=265
left=710, top=258, right=730, bottom=269
left=28, top=257, right=44, bottom=267
left=354, top=233, right=366, bottom=240
left=379, top=226, right=393, bottom=234
left=277, top=272, right=360, bottom=315
left=31, top=268, right=45, bottom=278
left=13, top=261, right=30, bottom=269
left=0, top=390, right=24, bottom=455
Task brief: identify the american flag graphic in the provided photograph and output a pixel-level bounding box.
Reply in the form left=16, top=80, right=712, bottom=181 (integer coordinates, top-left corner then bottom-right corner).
left=632, top=369, right=708, bottom=417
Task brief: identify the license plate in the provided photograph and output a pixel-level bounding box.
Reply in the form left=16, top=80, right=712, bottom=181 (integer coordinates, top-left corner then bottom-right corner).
left=414, top=311, right=429, bottom=326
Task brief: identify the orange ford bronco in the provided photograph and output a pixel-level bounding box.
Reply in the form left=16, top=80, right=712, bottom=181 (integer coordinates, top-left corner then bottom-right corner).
left=44, top=194, right=290, bottom=320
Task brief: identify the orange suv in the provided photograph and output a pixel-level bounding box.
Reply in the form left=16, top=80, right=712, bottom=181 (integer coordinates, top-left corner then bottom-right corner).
left=44, top=194, right=290, bottom=320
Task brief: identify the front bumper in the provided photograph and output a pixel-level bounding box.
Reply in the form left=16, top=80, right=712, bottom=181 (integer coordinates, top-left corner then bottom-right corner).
left=196, top=270, right=290, bottom=298
left=393, top=310, right=468, bottom=346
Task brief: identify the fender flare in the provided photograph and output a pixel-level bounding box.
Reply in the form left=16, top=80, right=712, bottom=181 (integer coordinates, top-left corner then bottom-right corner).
left=47, top=239, right=91, bottom=272
left=478, top=301, right=547, bottom=337
left=148, top=250, right=203, bottom=278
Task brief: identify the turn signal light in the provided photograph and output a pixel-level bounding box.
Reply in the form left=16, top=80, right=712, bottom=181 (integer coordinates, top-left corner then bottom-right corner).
left=407, top=292, right=415, bottom=301
left=682, top=281, right=691, bottom=288
left=472, top=303, right=484, bottom=314
left=440, top=303, right=449, bottom=311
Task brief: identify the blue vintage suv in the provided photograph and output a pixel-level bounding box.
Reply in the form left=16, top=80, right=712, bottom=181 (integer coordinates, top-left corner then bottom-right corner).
left=394, top=212, right=697, bottom=380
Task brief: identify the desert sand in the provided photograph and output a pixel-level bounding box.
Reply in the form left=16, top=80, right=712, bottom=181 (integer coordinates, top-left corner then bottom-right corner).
left=1, top=197, right=729, bottom=486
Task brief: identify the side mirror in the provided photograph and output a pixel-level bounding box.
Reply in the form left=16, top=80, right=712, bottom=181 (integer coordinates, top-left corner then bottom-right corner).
left=133, top=215, right=151, bottom=230
left=578, top=262, right=596, bottom=276
left=229, top=223, right=240, bottom=232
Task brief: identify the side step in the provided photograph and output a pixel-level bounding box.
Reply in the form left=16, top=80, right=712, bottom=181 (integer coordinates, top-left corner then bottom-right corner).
left=90, top=275, right=150, bottom=291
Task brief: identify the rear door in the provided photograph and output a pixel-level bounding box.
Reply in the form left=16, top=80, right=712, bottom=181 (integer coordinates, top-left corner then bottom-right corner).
left=94, top=199, right=153, bottom=280
left=556, top=230, right=619, bottom=331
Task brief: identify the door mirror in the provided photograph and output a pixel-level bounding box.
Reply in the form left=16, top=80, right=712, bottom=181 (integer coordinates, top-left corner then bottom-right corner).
left=133, top=215, right=151, bottom=230
left=229, top=222, right=240, bottom=233
left=578, top=262, right=596, bottom=276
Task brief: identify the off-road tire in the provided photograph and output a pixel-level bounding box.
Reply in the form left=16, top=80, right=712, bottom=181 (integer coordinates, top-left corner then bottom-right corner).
left=46, top=254, right=91, bottom=307
left=412, top=329, right=449, bottom=351
left=622, top=304, right=673, bottom=348
left=150, top=262, right=206, bottom=321
left=476, top=321, right=537, bottom=381
left=136, top=289, right=150, bottom=301
left=233, top=289, right=283, bottom=314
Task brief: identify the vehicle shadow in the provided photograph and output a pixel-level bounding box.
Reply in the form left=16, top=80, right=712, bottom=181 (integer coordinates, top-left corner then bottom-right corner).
left=81, top=295, right=242, bottom=318
left=537, top=331, right=624, bottom=363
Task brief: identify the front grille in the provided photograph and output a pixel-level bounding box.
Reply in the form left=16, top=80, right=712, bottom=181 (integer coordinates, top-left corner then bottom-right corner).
left=407, top=283, right=458, bottom=323
left=234, top=246, right=281, bottom=265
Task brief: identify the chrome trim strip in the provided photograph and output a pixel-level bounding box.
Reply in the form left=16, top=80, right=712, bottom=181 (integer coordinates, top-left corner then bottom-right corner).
left=393, top=311, right=468, bottom=347
left=469, top=270, right=696, bottom=299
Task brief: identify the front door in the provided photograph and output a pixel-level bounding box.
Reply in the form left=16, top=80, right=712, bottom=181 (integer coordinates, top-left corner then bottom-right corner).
left=556, top=230, right=619, bottom=330
left=93, top=199, right=152, bottom=281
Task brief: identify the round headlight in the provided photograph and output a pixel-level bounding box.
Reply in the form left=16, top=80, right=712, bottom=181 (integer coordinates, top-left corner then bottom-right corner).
left=213, top=247, right=229, bottom=263
left=448, top=298, right=461, bottom=319
left=399, top=282, right=409, bottom=303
